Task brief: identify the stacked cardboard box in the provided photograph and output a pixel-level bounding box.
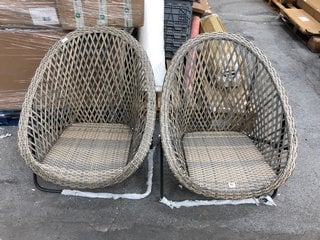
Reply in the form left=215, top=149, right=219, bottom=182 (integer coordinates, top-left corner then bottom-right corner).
left=0, top=0, right=60, bottom=28
left=0, top=0, right=145, bottom=110
left=56, top=0, right=144, bottom=30
left=0, top=30, right=65, bottom=110
left=0, top=1, right=65, bottom=110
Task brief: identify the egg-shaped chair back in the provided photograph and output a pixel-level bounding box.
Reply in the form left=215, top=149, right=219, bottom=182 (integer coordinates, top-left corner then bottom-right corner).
left=161, top=32, right=297, bottom=199
left=18, top=27, right=155, bottom=189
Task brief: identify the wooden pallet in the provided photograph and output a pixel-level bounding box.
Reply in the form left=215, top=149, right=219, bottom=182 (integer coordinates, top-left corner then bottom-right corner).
left=193, top=0, right=212, bottom=16
left=282, top=15, right=320, bottom=52
left=267, top=0, right=320, bottom=52
left=307, top=36, right=320, bottom=52
left=267, top=0, right=297, bottom=11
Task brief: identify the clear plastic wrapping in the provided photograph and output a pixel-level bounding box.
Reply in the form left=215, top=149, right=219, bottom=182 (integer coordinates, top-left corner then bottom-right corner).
left=57, top=0, right=144, bottom=30
left=0, top=0, right=144, bottom=110
left=0, top=29, right=66, bottom=109
left=0, top=0, right=144, bottom=29
left=0, top=0, right=59, bottom=28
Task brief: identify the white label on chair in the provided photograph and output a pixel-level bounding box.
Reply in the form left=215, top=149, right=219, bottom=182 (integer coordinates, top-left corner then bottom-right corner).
left=29, top=7, right=60, bottom=25
left=97, top=0, right=108, bottom=26
left=228, top=182, right=236, bottom=188
left=61, top=37, right=69, bottom=43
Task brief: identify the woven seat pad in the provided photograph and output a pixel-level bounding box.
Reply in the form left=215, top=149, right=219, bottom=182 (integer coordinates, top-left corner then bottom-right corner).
left=182, top=131, right=277, bottom=192
left=43, top=123, right=132, bottom=174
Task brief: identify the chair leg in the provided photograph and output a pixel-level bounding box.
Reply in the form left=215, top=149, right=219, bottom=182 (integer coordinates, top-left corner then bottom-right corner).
left=270, top=188, right=278, bottom=199
left=160, top=141, right=164, bottom=199
left=33, top=174, right=62, bottom=193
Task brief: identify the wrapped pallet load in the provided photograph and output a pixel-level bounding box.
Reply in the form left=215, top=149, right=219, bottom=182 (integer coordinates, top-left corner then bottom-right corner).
left=0, top=30, right=65, bottom=110
left=0, top=0, right=60, bottom=28
left=0, top=0, right=145, bottom=111
left=0, top=0, right=145, bottom=29
left=56, top=0, right=144, bottom=29
left=0, top=1, right=65, bottom=111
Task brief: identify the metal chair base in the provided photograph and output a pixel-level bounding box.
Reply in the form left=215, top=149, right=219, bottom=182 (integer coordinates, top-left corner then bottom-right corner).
left=33, top=145, right=155, bottom=197
left=33, top=174, right=62, bottom=193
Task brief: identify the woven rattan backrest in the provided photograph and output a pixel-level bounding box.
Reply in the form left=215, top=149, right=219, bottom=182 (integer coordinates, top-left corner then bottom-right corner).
left=162, top=33, right=297, bottom=173
left=166, top=36, right=271, bottom=132
left=38, top=30, right=145, bottom=125
left=22, top=27, right=154, bottom=162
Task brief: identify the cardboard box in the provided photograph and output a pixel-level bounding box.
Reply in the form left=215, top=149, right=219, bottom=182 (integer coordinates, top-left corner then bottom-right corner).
left=0, top=0, right=60, bottom=28
left=56, top=0, right=144, bottom=30
left=0, top=30, right=66, bottom=109
left=200, top=15, right=226, bottom=33
left=297, top=0, right=320, bottom=22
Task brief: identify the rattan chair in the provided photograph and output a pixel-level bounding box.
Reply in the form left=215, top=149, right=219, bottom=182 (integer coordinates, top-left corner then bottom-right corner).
left=160, top=32, right=297, bottom=200
left=18, top=27, right=156, bottom=189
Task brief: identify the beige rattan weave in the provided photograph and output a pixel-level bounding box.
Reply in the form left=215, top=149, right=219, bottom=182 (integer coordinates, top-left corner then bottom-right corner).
left=18, top=27, right=156, bottom=189
left=161, top=32, right=297, bottom=199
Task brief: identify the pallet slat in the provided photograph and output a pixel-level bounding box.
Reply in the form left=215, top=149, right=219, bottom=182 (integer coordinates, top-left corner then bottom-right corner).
left=282, top=8, right=320, bottom=35
left=267, top=0, right=320, bottom=52
left=307, top=36, right=320, bottom=52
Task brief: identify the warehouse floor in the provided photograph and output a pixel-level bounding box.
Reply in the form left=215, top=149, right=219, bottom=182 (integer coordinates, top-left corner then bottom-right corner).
left=1, top=0, right=320, bottom=239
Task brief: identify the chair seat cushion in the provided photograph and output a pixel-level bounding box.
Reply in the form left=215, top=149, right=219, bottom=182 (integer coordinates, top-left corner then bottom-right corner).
left=182, top=131, right=277, bottom=193
left=42, top=123, right=132, bottom=186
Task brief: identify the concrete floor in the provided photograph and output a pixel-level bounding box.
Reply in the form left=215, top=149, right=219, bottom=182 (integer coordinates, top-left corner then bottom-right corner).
left=1, top=0, right=320, bottom=239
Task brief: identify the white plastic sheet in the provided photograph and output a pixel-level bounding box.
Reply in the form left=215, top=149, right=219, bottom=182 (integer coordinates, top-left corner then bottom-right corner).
left=160, top=196, right=276, bottom=209
left=138, top=0, right=166, bottom=92
left=0, top=133, right=11, bottom=139
left=0, top=128, right=11, bottom=139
